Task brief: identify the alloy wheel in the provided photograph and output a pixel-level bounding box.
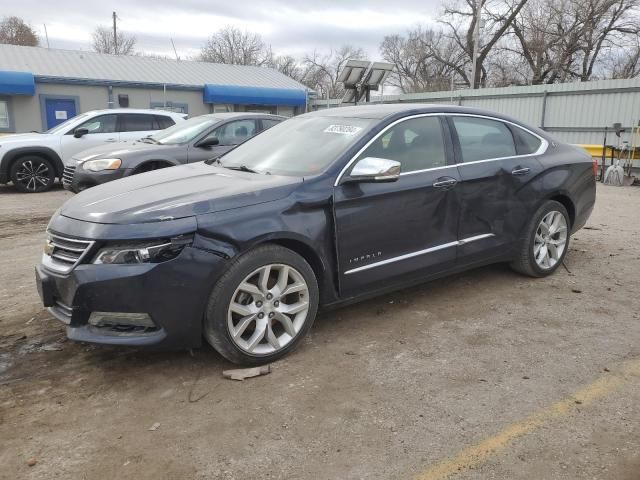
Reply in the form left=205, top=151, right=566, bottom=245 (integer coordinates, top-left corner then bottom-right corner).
left=534, top=210, right=568, bottom=269
left=227, top=263, right=310, bottom=355
left=15, top=160, right=51, bottom=192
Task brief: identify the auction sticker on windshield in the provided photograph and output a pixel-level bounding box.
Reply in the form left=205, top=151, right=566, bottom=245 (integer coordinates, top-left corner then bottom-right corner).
left=323, top=124, right=363, bottom=135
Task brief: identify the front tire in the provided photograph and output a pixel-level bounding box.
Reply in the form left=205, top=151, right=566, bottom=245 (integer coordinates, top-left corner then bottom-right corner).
left=511, top=200, right=570, bottom=277
left=10, top=155, right=56, bottom=193
left=204, top=244, right=319, bottom=365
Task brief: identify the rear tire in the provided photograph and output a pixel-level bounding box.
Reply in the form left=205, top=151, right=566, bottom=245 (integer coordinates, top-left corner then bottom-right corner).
left=204, top=244, right=319, bottom=365
left=510, top=200, right=570, bottom=277
left=10, top=155, right=56, bottom=193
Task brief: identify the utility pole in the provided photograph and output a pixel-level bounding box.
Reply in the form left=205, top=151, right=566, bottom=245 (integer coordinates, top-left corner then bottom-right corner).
left=171, top=38, right=180, bottom=61
left=43, top=24, right=50, bottom=48
left=470, top=0, right=481, bottom=89
left=112, top=11, right=118, bottom=54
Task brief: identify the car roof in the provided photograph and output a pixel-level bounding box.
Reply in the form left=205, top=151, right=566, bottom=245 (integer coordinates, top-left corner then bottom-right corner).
left=303, top=103, right=549, bottom=138
left=303, top=103, right=517, bottom=120
left=83, top=108, right=186, bottom=118
left=198, top=112, right=286, bottom=120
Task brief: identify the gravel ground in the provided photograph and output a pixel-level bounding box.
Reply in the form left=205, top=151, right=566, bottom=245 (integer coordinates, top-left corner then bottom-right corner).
left=0, top=182, right=639, bottom=480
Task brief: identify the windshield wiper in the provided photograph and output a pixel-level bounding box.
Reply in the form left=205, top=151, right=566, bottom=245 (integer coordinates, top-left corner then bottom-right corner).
left=223, top=165, right=259, bottom=174
left=140, top=137, right=159, bottom=144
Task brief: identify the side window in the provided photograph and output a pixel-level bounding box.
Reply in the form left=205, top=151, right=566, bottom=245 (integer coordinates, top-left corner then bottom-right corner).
left=119, top=114, right=155, bottom=132
left=261, top=119, right=281, bottom=131
left=452, top=117, right=516, bottom=162
left=213, top=119, right=257, bottom=146
left=511, top=126, right=542, bottom=155
left=155, top=115, right=176, bottom=130
left=75, top=114, right=117, bottom=134
left=356, top=116, right=447, bottom=173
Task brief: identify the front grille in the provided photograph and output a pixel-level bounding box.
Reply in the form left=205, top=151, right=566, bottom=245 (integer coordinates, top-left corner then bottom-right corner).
left=42, top=232, right=95, bottom=274
left=62, top=165, right=76, bottom=187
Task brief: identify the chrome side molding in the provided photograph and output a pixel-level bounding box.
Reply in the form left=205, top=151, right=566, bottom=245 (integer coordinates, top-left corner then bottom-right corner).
left=344, top=233, right=495, bottom=275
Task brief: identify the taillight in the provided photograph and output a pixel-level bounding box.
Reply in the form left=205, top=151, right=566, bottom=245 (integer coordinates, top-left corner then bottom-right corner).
left=593, top=157, right=598, bottom=177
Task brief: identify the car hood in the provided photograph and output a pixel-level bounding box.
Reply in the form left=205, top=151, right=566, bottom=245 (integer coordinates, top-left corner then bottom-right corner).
left=60, top=162, right=301, bottom=224
left=72, top=141, right=171, bottom=162
left=0, top=132, right=58, bottom=148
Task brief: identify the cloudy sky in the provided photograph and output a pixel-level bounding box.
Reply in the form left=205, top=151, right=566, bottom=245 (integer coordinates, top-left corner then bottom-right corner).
left=6, top=0, right=441, bottom=59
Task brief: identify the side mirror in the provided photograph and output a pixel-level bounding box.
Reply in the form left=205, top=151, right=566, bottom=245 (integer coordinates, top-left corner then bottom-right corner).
left=346, top=157, right=401, bottom=183
left=196, top=136, right=220, bottom=148
left=73, top=127, right=89, bottom=138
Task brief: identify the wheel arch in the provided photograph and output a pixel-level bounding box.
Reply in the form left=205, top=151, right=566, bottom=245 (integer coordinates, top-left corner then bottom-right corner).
left=244, top=234, right=332, bottom=304
left=1, top=147, right=64, bottom=181
left=132, top=159, right=177, bottom=174
left=547, top=193, right=575, bottom=227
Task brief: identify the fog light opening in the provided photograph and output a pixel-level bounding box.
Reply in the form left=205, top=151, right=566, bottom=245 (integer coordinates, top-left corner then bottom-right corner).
left=89, top=312, right=155, bottom=328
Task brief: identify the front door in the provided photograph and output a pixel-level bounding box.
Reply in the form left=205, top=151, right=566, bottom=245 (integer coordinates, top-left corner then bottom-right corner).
left=448, top=115, right=545, bottom=264
left=59, top=114, right=119, bottom=162
left=334, top=115, right=461, bottom=295
left=189, top=119, right=259, bottom=162
left=44, top=98, right=76, bottom=130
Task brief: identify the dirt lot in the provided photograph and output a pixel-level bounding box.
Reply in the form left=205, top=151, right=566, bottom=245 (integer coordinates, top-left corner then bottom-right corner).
left=1, top=182, right=639, bottom=480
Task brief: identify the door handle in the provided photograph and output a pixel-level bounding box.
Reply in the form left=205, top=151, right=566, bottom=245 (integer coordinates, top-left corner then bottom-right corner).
left=511, top=167, right=531, bottom=176
left=105, top=138, right=117, bottom=143
left=433, top=178, right=458, bottom=189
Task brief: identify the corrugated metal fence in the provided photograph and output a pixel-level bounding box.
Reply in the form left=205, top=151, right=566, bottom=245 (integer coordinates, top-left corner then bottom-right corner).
left=310, top=78, right=640, bottom=146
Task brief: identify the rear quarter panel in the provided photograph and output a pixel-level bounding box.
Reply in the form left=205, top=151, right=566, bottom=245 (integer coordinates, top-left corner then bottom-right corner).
left=536, top=142, right=596, bottom=232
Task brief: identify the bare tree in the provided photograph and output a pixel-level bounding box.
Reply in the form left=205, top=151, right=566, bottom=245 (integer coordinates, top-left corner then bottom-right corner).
left=508, top=0, right=639, bottom=83
left=301, top=45, right=365, bottom=97
left=200, top=26, right=273, bottom=66
left=508, top=0, right=571, bottom=84
left=572, top=0, right=639, bottom=81
left=440, top=0, right=529, bottom=88
left=0, top=16, right=38, bottom=46
left=602, top=34, right=640, bottom=78
left=380, top=27, right=464, bottom=93
left=270, top=55, right=304, bottom=81
left=92, top=26, right=136, bottom=55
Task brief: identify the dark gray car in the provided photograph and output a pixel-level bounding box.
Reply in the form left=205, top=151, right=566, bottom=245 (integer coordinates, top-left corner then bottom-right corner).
left=62, top=112, right=284, bottom=192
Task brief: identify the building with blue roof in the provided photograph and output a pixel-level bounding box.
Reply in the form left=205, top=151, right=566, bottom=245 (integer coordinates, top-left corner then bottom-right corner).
left=0, top=44, right=309, bottom=133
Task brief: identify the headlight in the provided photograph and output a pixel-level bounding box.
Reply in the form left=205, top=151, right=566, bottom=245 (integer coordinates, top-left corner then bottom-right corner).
left=92, top=235, right=193, bottom=264
left=83, top=158, right=122, bottom=172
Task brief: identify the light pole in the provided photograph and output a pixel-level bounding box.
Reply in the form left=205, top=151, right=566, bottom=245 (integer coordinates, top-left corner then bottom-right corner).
left=470, top=0, right=481, bottom=89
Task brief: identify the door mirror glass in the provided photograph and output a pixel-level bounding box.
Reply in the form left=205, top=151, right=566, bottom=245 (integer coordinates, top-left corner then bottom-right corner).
left=73, top=127, right=89, bottom=138
left=347, top=157, right=401, bottom=183
left=196, top=136, right=219, bottom=148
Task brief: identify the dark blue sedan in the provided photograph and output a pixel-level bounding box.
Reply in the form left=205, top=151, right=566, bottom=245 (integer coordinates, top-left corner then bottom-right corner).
left=36, top=104, right=596, bottom=364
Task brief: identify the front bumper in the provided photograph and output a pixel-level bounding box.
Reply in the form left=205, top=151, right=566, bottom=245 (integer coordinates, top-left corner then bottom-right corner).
left=63, top=164, right=132, bottom=192
left=35, top=245, right=228, bottom=349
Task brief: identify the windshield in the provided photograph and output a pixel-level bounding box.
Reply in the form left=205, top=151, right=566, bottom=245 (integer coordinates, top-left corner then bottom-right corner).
left=45, top=114, right=89, bottom=134
left=151, top=116, right=220, bottom=145
left=218, top=116, right=375, bottom=176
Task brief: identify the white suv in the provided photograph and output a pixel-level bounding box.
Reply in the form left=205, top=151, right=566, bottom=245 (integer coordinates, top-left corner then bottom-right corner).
left=0, top=109, right=186, bottom=193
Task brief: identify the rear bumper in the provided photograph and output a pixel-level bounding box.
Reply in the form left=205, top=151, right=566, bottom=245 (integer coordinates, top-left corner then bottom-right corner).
left=35, top=246, right=228, bottom=349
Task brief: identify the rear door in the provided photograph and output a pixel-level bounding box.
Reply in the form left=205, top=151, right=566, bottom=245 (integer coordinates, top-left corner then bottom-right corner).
left=190, top=119, right=259, bottom=162
left=259, top=118, right=282, bottom=132
left=59, top=113, right=119, bottom=161
left=118, top=113, right=159, bottom=141
left=333, top=115, right=461, bottom=296
left=448, top=115, right=545, bottom=264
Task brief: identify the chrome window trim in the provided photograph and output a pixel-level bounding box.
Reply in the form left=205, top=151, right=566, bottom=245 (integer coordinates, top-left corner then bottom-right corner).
left=334, top=112, right=548, bottom=186
left=344, top=233, right=495, bottom=275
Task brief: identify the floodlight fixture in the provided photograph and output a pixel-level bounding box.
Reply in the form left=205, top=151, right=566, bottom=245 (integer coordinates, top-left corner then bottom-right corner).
left=337, top=59, right=371, bottom=88
left=361, top=62, right=394, bottom=88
